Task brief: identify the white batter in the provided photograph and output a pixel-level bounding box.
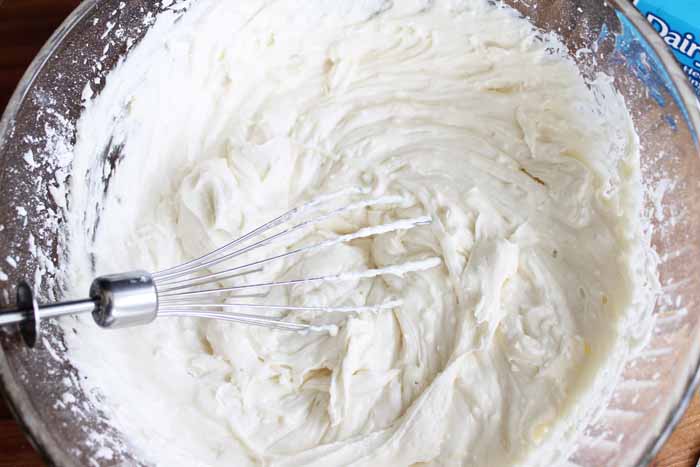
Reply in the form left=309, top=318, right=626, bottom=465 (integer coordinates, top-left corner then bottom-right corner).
left=61, top=0, right=657, bottom=466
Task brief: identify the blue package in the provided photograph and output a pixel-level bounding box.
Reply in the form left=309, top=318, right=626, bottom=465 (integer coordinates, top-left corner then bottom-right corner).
left=633, top=0, right=700, bottom=96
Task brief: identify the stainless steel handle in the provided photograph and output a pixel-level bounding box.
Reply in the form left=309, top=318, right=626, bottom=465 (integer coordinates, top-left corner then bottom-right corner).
left=0, top=298, right=98, bottom=325
left=0, top=271, right=158, bottom=348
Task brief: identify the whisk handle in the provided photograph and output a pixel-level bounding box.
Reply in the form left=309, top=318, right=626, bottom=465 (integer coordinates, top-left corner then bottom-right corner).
left=0, top=298, right=98, bottom=325
left=0, top=271, right=158, bottom=348
left=0, top=282, right=98, bottom=348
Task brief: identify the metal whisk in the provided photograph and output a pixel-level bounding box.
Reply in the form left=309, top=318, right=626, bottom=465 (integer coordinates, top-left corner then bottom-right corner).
left=0, top=189, right=441, bottom=347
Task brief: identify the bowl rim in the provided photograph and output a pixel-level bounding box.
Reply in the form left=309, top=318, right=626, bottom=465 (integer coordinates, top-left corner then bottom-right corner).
left=0, top=2, right=99, bottom=465
left=0, top=1, right=699, bottom=466
left=607, top=3, right=700, bottom=465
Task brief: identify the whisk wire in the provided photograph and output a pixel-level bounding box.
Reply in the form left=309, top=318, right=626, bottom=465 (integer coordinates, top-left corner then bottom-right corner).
left=153, top=187, right=370, bottom=280
left=158, top=257, right=441, bottom=300
left=157, top=301, right=403, bottom=313
left=155, top=215, right=430, bottom=293
left=155, top=194, right=406, bottom=283
left=157, top=309, right=314, bottom=331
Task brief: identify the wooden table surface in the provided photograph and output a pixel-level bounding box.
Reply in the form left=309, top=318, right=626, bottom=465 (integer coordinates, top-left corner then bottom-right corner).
left=0, top=0, right=699, bottom=466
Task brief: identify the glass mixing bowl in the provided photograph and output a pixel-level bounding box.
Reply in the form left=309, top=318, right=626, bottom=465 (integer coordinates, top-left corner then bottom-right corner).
left=0, top=0, right=698, bottom=465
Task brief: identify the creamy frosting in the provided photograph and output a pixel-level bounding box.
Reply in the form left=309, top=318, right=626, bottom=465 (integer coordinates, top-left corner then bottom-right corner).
left=61, top=0, right=656, bottom=466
